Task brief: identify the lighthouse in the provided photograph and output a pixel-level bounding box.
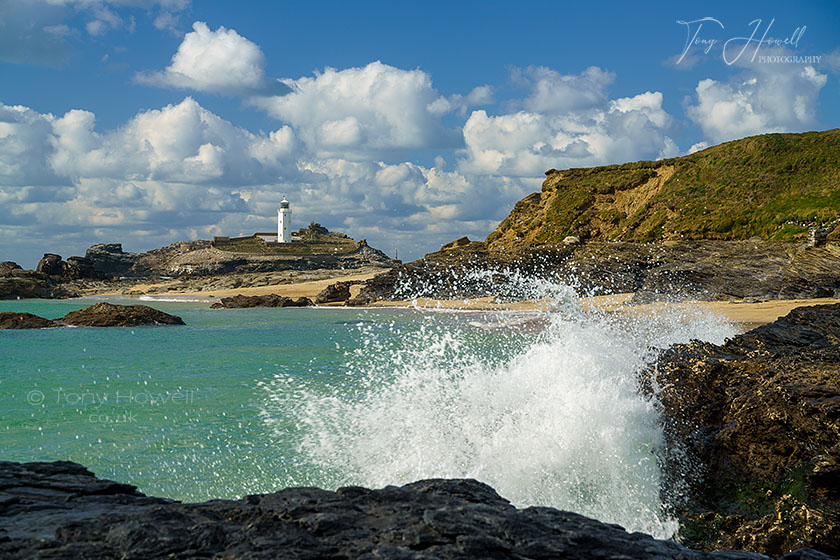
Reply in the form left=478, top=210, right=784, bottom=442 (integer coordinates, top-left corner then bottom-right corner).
left=277, top=197, right=291, bottom=243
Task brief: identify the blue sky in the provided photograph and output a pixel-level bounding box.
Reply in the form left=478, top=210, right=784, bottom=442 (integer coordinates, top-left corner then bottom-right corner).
left=1, top=0, right=838, bottom=267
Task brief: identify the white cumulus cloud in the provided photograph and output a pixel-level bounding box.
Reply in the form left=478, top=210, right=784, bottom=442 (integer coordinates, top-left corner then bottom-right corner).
left=686, top=56, right=828, bottom=143
left=520, top=65, right=615, bottom=114
left=250, top=61, right=460, bottom=158
left=458, top=67, right=676, bottom=177
left=136, top=21, right=271, bottom=95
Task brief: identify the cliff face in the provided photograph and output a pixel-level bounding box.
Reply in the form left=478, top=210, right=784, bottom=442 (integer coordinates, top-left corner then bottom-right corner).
left=486, top=129, right=840, bottom=250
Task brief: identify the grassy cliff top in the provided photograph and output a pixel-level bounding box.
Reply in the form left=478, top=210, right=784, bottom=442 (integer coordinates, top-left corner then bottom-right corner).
left=486, top=129, right=840, bottom=249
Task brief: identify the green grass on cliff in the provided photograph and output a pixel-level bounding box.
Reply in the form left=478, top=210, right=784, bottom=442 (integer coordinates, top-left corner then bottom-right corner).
left=487, top=129, right=840, bottom=247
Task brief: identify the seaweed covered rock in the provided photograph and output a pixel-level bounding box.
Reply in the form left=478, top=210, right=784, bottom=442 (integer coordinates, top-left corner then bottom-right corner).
left=653, top=303, right=840, bottom=556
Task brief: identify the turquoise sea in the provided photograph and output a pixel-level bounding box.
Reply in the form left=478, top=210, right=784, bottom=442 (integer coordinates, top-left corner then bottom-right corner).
left=0, top=291, right=738, bottom=538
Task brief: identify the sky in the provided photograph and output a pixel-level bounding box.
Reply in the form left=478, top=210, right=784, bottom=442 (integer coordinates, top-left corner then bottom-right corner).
left=1, top=1, right=839, bottom=268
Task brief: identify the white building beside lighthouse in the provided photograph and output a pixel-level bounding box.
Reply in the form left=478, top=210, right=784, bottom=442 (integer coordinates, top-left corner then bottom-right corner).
left=278, top=197, right=291, bottom=243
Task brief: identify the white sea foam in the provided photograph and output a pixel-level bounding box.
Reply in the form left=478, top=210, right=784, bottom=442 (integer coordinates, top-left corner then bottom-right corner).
left=261, top=276, right=736, bottom=539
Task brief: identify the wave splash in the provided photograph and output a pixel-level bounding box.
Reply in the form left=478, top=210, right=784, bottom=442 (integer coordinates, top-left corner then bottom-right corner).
left=261, top=278, right=736, bottom=539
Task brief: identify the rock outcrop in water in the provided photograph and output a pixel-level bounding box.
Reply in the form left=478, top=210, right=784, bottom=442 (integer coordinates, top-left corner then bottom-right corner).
left=0, top=257, right=103, bottom=299
left=0, top=460, right=830, bottom=559
left=652, top=303, right=840, bottom=557
left=0, top=302, right=185, bottom=328
left=209, top=294, right=313, bottom=309
left=0, top=311, right=56, bottom=329
left=0, top=261, right=52, bottom=299
left=60, top=302, right=185, bottom=326
left=36, top=253, right=100, bottom=281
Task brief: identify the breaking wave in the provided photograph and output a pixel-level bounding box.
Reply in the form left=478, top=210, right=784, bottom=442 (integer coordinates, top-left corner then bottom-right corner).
left=260, top=275, right=736, bottom=538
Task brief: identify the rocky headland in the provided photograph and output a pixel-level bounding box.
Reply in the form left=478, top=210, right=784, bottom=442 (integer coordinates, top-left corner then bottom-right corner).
left=0, top=460, right=831, bottom=560
left=0, top=302, right=185, bottom=328
left=354, top=130, right=840, bottom=305
left=0, top=225, right=398, bottom=300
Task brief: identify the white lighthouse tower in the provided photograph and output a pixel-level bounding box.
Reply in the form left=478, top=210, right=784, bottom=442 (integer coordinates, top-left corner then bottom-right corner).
left=277, top=197, right=291, bottom=243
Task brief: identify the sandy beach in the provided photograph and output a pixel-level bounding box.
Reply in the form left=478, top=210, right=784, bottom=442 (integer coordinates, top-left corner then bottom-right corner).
left=369, top=294, right=840, bottom=325
left=118, top=270, right=382, bottom=302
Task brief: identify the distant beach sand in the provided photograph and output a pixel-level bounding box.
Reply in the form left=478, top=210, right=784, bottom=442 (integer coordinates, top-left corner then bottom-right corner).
left=106, top=270, right=381, bottom=303
left=368, top=293, right=840, bottom=326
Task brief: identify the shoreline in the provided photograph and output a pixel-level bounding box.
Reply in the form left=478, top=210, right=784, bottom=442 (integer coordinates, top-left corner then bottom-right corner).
left=369, top=294, right=840, bottom=326
left=76, top=269, right=840, bottom=325
left=88, top=269, right=383, bottom=304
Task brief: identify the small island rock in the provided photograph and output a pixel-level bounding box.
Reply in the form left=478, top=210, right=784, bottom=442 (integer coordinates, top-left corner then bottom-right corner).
left=59, top=302, right=185, bottom=327
left=0, top=312, right=56, bottom=329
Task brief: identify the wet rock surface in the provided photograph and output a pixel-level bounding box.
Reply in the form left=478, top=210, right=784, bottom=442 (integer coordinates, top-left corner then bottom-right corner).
left=1, top=460, right=829, bottom=560
left=209, top=294, right=314, bottom=308
left=652, top=303, right=840, bottom=557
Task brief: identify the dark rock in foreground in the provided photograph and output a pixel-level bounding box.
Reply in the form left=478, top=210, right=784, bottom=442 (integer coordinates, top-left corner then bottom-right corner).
left=653, top=303, right=840, bottom=556
left=1, top=460, right=828, bottom=560
left=60, top=302, right=185, bottom=326
left=209, top=294, right=313, bottom=309
left=0, top=311, right=55, bottom=329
